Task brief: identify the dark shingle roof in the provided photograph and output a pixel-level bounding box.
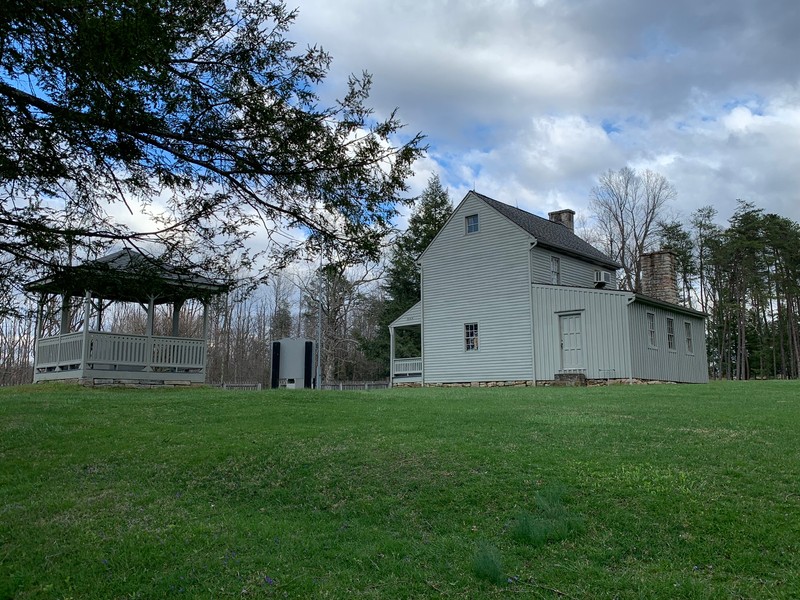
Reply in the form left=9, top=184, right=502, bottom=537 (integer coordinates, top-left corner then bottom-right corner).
left=472, top=192, right=621, bottom=269
left=25, top=248, right=229, bottom=303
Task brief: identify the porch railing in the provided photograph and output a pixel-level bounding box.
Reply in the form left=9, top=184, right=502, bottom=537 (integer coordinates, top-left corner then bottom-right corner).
left=393, top=357, right=422, bottom=376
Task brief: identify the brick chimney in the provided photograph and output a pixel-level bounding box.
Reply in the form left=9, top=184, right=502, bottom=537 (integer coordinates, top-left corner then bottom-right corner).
left=548, top=209, right=575, bottom=232
left=640, top=250, right=679, bottom=304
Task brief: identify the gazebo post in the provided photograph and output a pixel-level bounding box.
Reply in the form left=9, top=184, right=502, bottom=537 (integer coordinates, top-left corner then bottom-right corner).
left=80, top=290, right=92, bottom=375
left=59, top=294, right=70, bottom=335
left=389, top=326, right=395, bottom=388
left=95, top=298, right=103, bottom=331
left=172, top=299, right=184, bottom=337
left=202, top=301, right=209, bottom=376
left=55, top=293, right=69, bottom=371
left=144, top=295, right=155, bottom=372
left=33, top=294, right=44, bottom=378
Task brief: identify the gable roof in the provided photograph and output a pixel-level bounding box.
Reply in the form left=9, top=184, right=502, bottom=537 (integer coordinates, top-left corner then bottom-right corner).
left=471, top=191, right=621, bottom=270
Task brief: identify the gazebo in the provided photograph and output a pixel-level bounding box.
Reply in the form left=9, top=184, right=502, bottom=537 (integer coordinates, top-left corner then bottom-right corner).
left=25, top=249, right=228, bottom=386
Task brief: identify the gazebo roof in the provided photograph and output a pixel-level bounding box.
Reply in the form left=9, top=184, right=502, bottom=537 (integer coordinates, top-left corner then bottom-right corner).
left=25, top=249, right=229, bottom=304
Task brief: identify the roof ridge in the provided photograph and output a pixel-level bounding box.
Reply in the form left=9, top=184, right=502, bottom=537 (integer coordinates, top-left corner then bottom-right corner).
left=470, top=191, right=621, bottom=269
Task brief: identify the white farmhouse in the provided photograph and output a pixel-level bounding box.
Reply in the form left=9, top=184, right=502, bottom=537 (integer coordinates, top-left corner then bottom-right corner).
left=389, top=191, right=708, bottom=386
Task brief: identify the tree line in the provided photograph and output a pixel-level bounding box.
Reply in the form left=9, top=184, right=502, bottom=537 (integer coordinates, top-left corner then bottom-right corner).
left=5, top=169, right=798, bottom=385
left=667, top=202, right=800, bottom=379
left=591, top=167, right=800, bottom=380
left=0, top=176, right=451, bottom=387
left=4, top=1, right=795, bottom=384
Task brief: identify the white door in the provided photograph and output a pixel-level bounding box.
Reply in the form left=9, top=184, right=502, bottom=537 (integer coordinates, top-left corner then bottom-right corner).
left=559, top=314, right=584, bottom=370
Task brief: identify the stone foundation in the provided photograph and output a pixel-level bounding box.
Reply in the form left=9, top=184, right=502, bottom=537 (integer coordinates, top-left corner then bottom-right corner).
left=81, top=377, right=199, bottom=388
left=393, top=378, right=679, bottom=388
left=424, top=380, right=534, bottom=388
left=553, top=372, right=587, bottom=386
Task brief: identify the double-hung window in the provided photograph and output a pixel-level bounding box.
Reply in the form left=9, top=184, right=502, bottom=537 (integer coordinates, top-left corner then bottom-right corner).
left=465, top=214, right=479, bottom=234
left=684, top=322, right=694, bottom=354
left=647, top=312, right=657, bottom=348
left=666, top=317, right=676, bottom=351
left=465, top=322, right=479, bottom=351
left=551, top=256, right=561, bottom=285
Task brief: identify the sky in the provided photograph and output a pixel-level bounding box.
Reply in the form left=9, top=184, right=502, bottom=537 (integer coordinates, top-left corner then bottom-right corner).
left=289, top=0, right=800, bottom=230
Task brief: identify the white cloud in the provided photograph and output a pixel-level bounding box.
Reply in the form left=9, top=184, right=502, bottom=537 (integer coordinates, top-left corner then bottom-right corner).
left=289, top=0, right=800, bottom=227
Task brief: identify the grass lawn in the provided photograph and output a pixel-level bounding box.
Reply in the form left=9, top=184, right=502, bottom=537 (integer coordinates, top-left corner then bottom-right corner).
left=1, top=381, right=799, bottom=598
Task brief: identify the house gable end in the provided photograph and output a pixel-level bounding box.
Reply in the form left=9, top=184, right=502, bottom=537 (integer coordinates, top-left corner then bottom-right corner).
left=418, top=191, right=534, bottom=263
left=471, top=192, right=620, bottom=270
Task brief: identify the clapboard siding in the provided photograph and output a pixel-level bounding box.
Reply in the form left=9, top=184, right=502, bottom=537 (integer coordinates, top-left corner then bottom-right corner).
left=628, top=301, right=709, bottom=383
left=405, top=190, right=709, bottom=386
left=390, top=301, right=421, bottom=327
left=531, top=285, right=633, bottom=380
left=531, top=248, right=614, bottom=288
left=421, top=192, right=534, bottom=383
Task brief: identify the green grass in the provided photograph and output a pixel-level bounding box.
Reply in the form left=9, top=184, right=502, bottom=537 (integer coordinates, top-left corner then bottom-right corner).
left=1, top=381, right=799, bottom=598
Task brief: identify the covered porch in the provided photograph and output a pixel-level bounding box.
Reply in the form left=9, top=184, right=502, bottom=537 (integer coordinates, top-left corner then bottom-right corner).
left=389, top=301, right=422, bottom=386
left=26, top=249, right=227, bottom=385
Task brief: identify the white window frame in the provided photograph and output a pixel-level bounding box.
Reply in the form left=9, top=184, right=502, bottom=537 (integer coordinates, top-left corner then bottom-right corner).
left=647, top=312, right=657, bottom=348
left=550, top=256, right=561, bottom=285
left=666, top=317, right=676, bottom=351
left=684, top=321, right=694, bottom=355
left=465, top=214, right=479, bottom=234
left=464, top=322, right=479, bottom=351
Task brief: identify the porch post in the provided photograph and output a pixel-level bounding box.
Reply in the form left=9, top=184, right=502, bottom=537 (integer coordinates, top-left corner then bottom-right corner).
left=389, top=325, right=395, bottom=388
left=144, top=296, right=155, bottom=372
left=80, top=290, right=92, bottom=373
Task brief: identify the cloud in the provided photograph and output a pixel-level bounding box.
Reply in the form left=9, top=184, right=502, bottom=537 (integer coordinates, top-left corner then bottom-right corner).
left=290, top=0, right=800, bottom=226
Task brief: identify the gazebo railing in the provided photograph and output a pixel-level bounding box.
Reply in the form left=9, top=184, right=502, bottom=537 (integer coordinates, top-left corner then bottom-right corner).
left=36, top=331, right=206, bottom=373
left=37, top=332, right=83, bottom=370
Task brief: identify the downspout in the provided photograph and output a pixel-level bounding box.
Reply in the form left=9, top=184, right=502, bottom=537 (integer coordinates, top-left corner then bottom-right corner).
left=627, top=294, right=636, bottom=384
left=528, top=240, right=538, bottom=386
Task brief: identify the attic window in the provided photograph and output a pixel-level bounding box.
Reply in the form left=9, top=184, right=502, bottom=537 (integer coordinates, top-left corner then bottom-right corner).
left=465, top=214, right=479, bottom=234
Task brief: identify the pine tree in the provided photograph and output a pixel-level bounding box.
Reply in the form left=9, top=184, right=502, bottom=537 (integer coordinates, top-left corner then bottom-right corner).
left=360, top=175, right=452, bottom=373
left=0, top=0, right=423, bottom=316
left=656, top=220, right=696, bottom=307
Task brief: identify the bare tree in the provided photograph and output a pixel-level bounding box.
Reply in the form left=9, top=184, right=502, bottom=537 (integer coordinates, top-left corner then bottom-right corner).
left=294, top=258, right=385, bottom=383
left=590, top=167, right=676, bottom=291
